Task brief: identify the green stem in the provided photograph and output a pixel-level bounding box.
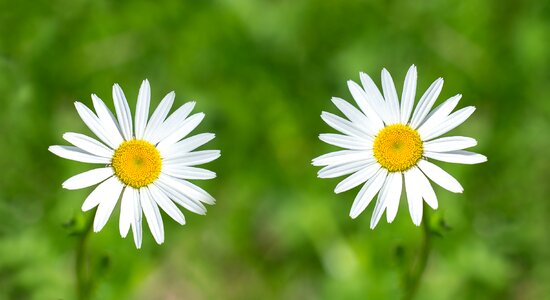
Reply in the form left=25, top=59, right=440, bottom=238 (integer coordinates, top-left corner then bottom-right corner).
left=76, top=215, right=93, bottom=300
left=403, top=207, right=432, bottom=300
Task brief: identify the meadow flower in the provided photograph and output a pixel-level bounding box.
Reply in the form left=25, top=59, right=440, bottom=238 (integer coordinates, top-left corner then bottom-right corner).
left=50, top=80, right=220, bottom=248
left=313, top=65, right=486, bottom=228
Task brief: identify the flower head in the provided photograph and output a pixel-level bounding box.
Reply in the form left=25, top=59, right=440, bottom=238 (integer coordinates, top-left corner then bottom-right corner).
left=50, top=80, right=220, bottom=248
left=313, top=65, right=486, bottom=228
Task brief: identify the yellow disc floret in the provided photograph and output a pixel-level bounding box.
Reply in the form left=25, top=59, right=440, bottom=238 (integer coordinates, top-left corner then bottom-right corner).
left=373, top=124, right=423, bottom=172
left=112, top=140, right=162, bottom=188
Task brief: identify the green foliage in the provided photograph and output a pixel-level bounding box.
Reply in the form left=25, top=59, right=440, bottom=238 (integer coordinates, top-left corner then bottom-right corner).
left=1, top=0, right=549, bottom=299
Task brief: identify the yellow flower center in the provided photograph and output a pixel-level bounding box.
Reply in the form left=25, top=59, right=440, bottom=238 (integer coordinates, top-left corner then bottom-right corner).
left=373, top=124, right=423, bottom=172
left=112, top=140, right=162, bottom=188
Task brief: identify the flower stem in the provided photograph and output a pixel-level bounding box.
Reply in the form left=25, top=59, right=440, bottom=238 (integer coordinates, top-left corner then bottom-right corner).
left=403, top=206, right=432, bottom=300
left=76, top=214, right=93, bottom=300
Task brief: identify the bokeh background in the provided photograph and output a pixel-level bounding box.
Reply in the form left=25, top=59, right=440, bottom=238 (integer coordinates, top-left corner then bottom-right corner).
left=1, top=0, right=549, bottom=299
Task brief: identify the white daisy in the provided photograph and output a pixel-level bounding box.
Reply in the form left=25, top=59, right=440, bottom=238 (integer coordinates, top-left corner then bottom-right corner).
left=313, top=65, right=486, bottom=228
left=49, top=80, right=220, bottom=248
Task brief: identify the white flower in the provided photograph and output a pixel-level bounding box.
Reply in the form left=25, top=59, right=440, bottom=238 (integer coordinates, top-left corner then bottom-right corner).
left=313, top=65, right=486, bottom=228
left=50, top=80, right=220, bottom=248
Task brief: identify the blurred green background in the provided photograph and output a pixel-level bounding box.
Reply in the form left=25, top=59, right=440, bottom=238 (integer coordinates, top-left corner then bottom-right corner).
left=1, top=0, right=549, bottom=299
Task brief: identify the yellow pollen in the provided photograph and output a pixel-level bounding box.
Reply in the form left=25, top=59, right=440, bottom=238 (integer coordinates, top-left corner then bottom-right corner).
left=373, top=124, right=423, bottom=172
left=112, top=140, right=162, bottom=188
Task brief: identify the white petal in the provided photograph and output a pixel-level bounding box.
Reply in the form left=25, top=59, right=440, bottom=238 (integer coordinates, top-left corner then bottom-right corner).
left=410, top=78, right=444, bottom=129
left=319, top=133, right=372, bottom=150
left=357, top=73, right=388, bottom=125
left=334, top=163, right=380, bottom=193
left=331, top=97, right=377, bottom=136
left=386, top=172, right=403, bottom=223
left=371, top=171, right=402, bottom=229
left=49, top=145, right=110, bottom=164
left=63, top=132, right=113, bottom=158
left=91, top=94, right=124, bottom=147
left=400, top=65, right=417, bottom=124
left=347, top=79, right=385, bottom=128
left=318, top=160, right=373, bottom=179
left=417, top=159, right=463, bottom=193
left=81, top=176, right=122, bottom=212
left=134, top=79, right=151, bottom=139
left=417, top=94, right=461, bottom=134
left=140, top=187, right=164, bottom=245
left=381, top=68, right=400, bottom=124
left=161, top=133, right=215, bottom=157
left=349, top=168, right=387, bottom=219
left=321, top=111, right=371, bottom=138
left=162, top=166, right=216, bottom=180
left=164, top=150, right=221, bottom=167
left=74, top=102, right=119, bottom=148
left=420, top=106, right=476, bottom=141
left=424, top=136, right=477, bottom=152
left=148, top=184, right=186, bottom=225
left=154, top=180, right=207, bottom=215
left=415, top=168, right=438, bottom=209
left=93, top=179, right=123, bottom=232
left=112, top=84, right=133, bottom=140
left=62, top=167, right=113, bottom=190
left=119, top=187, right=134, bottom=238
left=143, top=91, right=175, bottom=141
left=151, top=101, right=195, bottom=144
left=131, top=189, right=143, bottom=248
left=404, top=169, right=423, bottom=226
left=424, top=150, right=487, bottom=164
left=312, top=150, right=373, bottom=166
left=161, top=175, right=216, bottom=205
left=157, top=113, right=205, bottom=151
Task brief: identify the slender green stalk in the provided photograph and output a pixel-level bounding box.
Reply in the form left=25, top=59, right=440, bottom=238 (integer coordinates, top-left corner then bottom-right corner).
left=403, top=207, right=432, bottom=300
left=76, top=215, right=94, bottom=300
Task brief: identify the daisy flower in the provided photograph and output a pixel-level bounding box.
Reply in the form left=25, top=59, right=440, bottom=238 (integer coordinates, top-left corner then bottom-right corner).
left=49, top=80, right=220, bottom=248
left=313, top=65, right=486, bottom=228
